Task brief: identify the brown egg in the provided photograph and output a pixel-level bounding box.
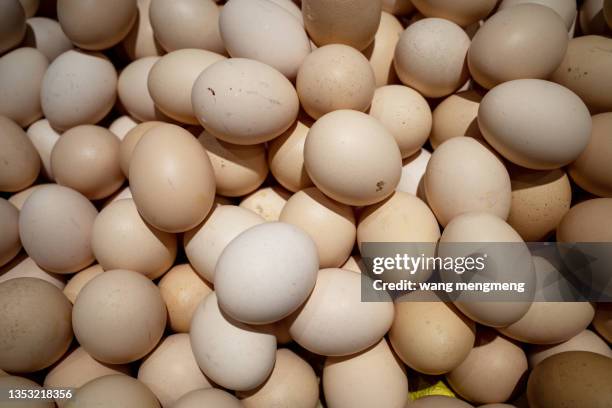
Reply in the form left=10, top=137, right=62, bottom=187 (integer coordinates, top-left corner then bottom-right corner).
left=0, top=116, right=40, bottom=192
left=0, top=255, right=66, bottom=290
left=0, top=47, right=48, bottom=127
left=238, top=348, right=319, bottom=408
left=0, top=278, right=73, bottom=373
left=302, top=0, right=382, bottom=50
left=498, top=0, right=577, bottom=29
left=19, top=185, right=97, bottom=273
left=593, top=303, right=612, bottom=342
left=26, top=119, right=60, bottom=180
left=20, top=0, right=39, bottom=18
left=324, top=339, right=408, bottom=408
left=527, top=351, right=612, bottom=408
left=62, top=264, right=104, bottom=304
left=0, top=0, right=26, bottom=54
left=92, top=198, right=177, bottom=279
left=138, top=334, right=213, bottom=408
left=129, top=123, right=216, bottom=233
left=149, top=0, right=224, bottom=54
left=0, top=376, right=54, bottom=408
left=382, top=0, right=414, bottom=15
left=57, top=0, right=137, bottom=50
left=158, top=264, right=213, bottom=333
left=66, top=375, right=160, bottom=408
left=364, top=11, right=403, bottom=87
left=109, top=115, right=138, bottom=140
left=51, top=125, right=124, bottom=200
left=606, top=0, right=612, bottom=27
left=240, top=185, right=292, bottom=221
left=174, top=389, right=243, bottom=408
left=408, top=396, right=474, bottom=408
left=446, top=329, right=527, bottom=404
left=22, top=17, right=73, bottom=62
left=411, top=0, right=496, bottom=26
left=557, top=198, right=612, bottom=242
left=468, top=5, right=567, bottom=89
left=118, top=121, right=165, bottom=177
left=529, top=329, right=612, bottom=367
left=118, top=56, right=165, bottom=122
left=122, top=0, right=163, bottom=59
left=304, top=110, right=402, bottom=206
left=430, top=90, right=483, bottom=150
left=0, top=199, right=20, bottom=268
left=297, top=45, right=376, bottom=120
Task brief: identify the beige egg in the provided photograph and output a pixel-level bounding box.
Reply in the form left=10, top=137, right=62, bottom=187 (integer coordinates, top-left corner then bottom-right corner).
left=342, top=255, right=365, bottom=274
left=498, top=0, right=577, bottom=29
left=0, top=255, right=65, bottom=290
left=66, top=375, right=160, bottom=408
left=57, top=0, right=137, bottom=50
left=8, top=184, right=49, bottom=210
left=22, top=17, right=73, bottom=61
left=129, top=123, right=216, bottom=232
left=62, top=264, right=104, bottom=304
left=302, top=0, right=382, bottom=50
left=382, top=0, right=414, bottom=15
left=396, top=149, right=431, bottom=196
left=529, top=329, right=612, bottom=367
left=26, top=119, right=60, bottom=180
left=158, top=264, right=213, bottom=333
left=198, top=130, right=268, bottom=197
left=19, top=185, right=97, bottom=273
left=430, top=90, right=483, bottom=150
left=0, top=199, right=20, bottom=268
left=411, top=0, right=496, bottom=26
left=18, top=0, right=38, bottom=17
left=0, top=116, right=40, bottom=192
left=123, top=0, right=163, bottom=59
left=259, top=317, right=293, bottom=345
left=51, top=125, right=124, bottom=200
left=408, top=396, right=474, bottom=408
left=174, top=389, right=243, bottom=408
left=118, top=56, right=165, bottom=122
left=0, top=278, right=73, bottom=373
left=0, top=376, right=54, bottom=408
left=324, top=339, right=408, bottom=408
left=557, top=198, right=612, bottom=242
left=304, top=110, right=402, bottom=206
left=593, top=303, right=612, bottom=342
left=267, top=115, right=314, bottom=192
left=424, top=137, right=511, bottom=226
left=92, top=198, right=177, bottom=279
left=190, top=293, right=277, bottom=391
left=103, top=186, right=134, bottom=207
left=364, top=12, right=403, bottom=87
left=138, top=334, right=213, bottom=408
left=149, top=0, right=224, bottom=54
left=297, top=45, right=376, bottom=120
left=118, top=121, right=165, bottom=176
left=0, top=0, right=26, bottom=54
left=468, top=5, right=568, bottom=89
left=238, top=348, right=319, bottom=408
left=240, top=185, right=291, bottom=221
left=369, top=85, right=432, bottom=158
left=289, top=268, right=394, bottom=356
left=109, top=115, right=138, bottom=141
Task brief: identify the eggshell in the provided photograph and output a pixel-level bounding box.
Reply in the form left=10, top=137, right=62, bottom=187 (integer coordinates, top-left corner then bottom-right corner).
left=430, top=90, right=483, bottom=150
left=238, top=348, right=319, bottom=408
left=0, top=199, right=20, bottom=268
left=118, top=121, right=165, bottom=176
left=190, top=293, right=277, bottom=391
left=468, top=4, right=568, bottom=89
left=302, top=0, right=382, bottom=50
left=0, top=376, right=54, bottom=408
left=304, top=110, right=402, bottom=206
left=289, top=268, right=394, bottom=356
left=22, top=17, right=73, bottom=61
left=424, top=137, right=511, bottom=226
left=138, top=334, right=213, bottom=408
left=8, top=184, right=50, bottom=210
left=26, top=119, right=60, bottom=180
left=529, top=329, right=612, bottom=367
left=57, top=0, right=137, bottom=50
left=364, top=12, right=403, bottom=87
left=0, top=0, right=26, bottom=54
left=92, top=198, right=177, bottom=279
left=174, top=389, right=243, bottom=408
left=19, top=185, right=97, bottom=273
left=297, top=45, right=376, bottom=120
left=408, top=396, right=474, bottom=408
left=158, top=264, right=213, bottom=333
left=324, top=339, right=408, bottom=408
left=557, top=198, right=612, bottom=242
left=109, top=115, right=138, bottom=141
left=184, top=205, right=265, bottom=282
left=123, top=0, right=163, bottom=59
left=62, top=264, right=104, bottom=304
left=129, top=123, right=216, bottom=232
left=240, top=185, right=291, bottom=221
left=0, top=256, right=65, bottom=290
left=118, top=56, right=165, bottom=122
left=0, top=116, right=40, bottom=192
left=593, top=303, right=612, bottom=342
left=382, top=0, right=414, bottom=15
left=66, top=375, right=160, bottom=408
left=410, top=0, right=496, bottom=26
left=396, top=149, right=431, bottom=196
left=0, top=278, right=73, bottom=373
left=149, top=0, right=224, bottom=54
left=498, top=0, right=576, bottom=29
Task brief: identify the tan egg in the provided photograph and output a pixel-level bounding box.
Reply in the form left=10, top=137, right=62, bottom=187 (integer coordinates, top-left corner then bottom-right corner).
left=304, top=110, right=402, bottom=206
left=593, top=303, right=612, bottom=342
left=506, top=166, right=572, bottom=241
left=267, top=115, right=314, bottom=192
left=0, top=278, right=72, bottom=373
left=44, top=347, right=129, bottom=408
left=396, top=148, right=430, bottom=196
left=238, top=348, right=319, bottom=408
left=174, top=389, right=243, bottom=408
left=19, top=0, right=38, bottom=17
left=149, top=0, right=224, bottom=54
left=109, top=115, right=138, bottom=141
left=410, top=0, right=496, bottom=26
left=119, top=121, right=165, bottom=176
left=92, top=198, right=177, bottom=279
left=569, top=113, right=612, bottom=197
left=289, top=268, right=394, bottom=356
left=383, top=0, right=414, bottom=15
left=240, top=185, right=291, bottom=221
left=0, top=116, right=40, bottom=192
left=498, top=0, right=576, bottom=29
left=446, top=329, right=527, bottom=404
left=408, top=396, right=474, bottom=408
left=468, top=5, right=568, bottom=89
left=0, top=255, right=65, bottom=290
left=198, top=130, right=268, bottom=197
left=57, top=0, right=137, bottom=50
left=118, top=56, right=165, bottom=122
left=123, top=0, right=163, bottom=60
left=66, top=375, right=160, bottom=408
left=297, top=45, right=376, bottom=120
left=0, top=199, right=20, bottom=268
left=22, top=17, right=73, bottom=62
left=138, top=334, right=213, bottom=408
left=63, top=264, right=104, bottom=304
left=158, top=264, right=213, bottom=333
left=73, top=269, right=166, bottom=364
left=342, top=255, right=365, bottom=274
left=394, top=18, right=470, bottom=98
left=0, top=48, right=48, bottom=127
left=26, top=119, right=60, bottom=180
left=557, top=198, right=612, bottom=242
left=364, top=12, right=402, bottom=87
left=280, top=187, right=356, bottom=268
left=607, top=0, right=612, bottom=27
left=430, top=90, right=483, bottom=150
left=0, top=0, right=26, bottom=54
left=129, top=123, right=216, bottom=233
left=529, top=329, right=612, bottom=367
left=147, top=49, right=225, bottom=125
left=19, top=185, right=97, bottom=273
left=190, top=293, right=277, bottom=391
left=51, top=125, right=124, bottom=200
left=424, top=137, right=511, bottom=226
left=8, top=183, right=50, bottom=210
left=302, top=0, right=382, bottom=50
left=324, top=339, right=408, bottom=408
left=41, top=50, right=117, bottom=131
left=369, top=85, right=432, bottom=158
left=0, top=376, right=54, bottom=408
left=103, top=186, right=133, bottom=207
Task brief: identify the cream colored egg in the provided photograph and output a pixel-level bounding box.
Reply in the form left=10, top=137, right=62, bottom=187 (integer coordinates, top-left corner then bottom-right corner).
left=118, top=56, right=165, bottom=122
left=22, top=17, right=73, bottom=61
left=0, top=116, right=40, bottom=192
left=498, top=0, right=576, bottom=29
left=396, top=149, right=431, bottom=196
left=0, top=0, right=26, bottom=54
left=430, top=90, right=483, bottom=150
left=0, top=199, right=20, bottom=268
left=118, top=121, right=165, bottom=176
left=66, top=375, right=160, bottom=408
left=342, top=255, right=365, bottom=274
left=593, top=303, right=612, bottom=343
left=411, top=0, right=497, bottom=26
left=26, top=119, right=60, bottom=180
left=240, top=185, right=291, bottom=221
left=267, top=0, right=303, bottom=23
left=109, top=115, right=138, bottom=141
left=8, top=184, right=50, bottom=210
left=365, top=12, right=403, bottom=87
left=123, top=0, right=163, bottom=59
left=0, top=376, right=54, bottom=408
left=174, top=389, right=242, bottom=408
left=103, top=186, right=133, bottom=207
left=0, top=255, right=66, bottom=290
left=529, top=329, right=612, bottom=367
left=62, top=264, right=104, bottom=304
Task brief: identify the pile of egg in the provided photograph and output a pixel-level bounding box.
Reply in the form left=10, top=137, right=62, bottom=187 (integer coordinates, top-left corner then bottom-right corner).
left=1, top=0, right=612, bottom=407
